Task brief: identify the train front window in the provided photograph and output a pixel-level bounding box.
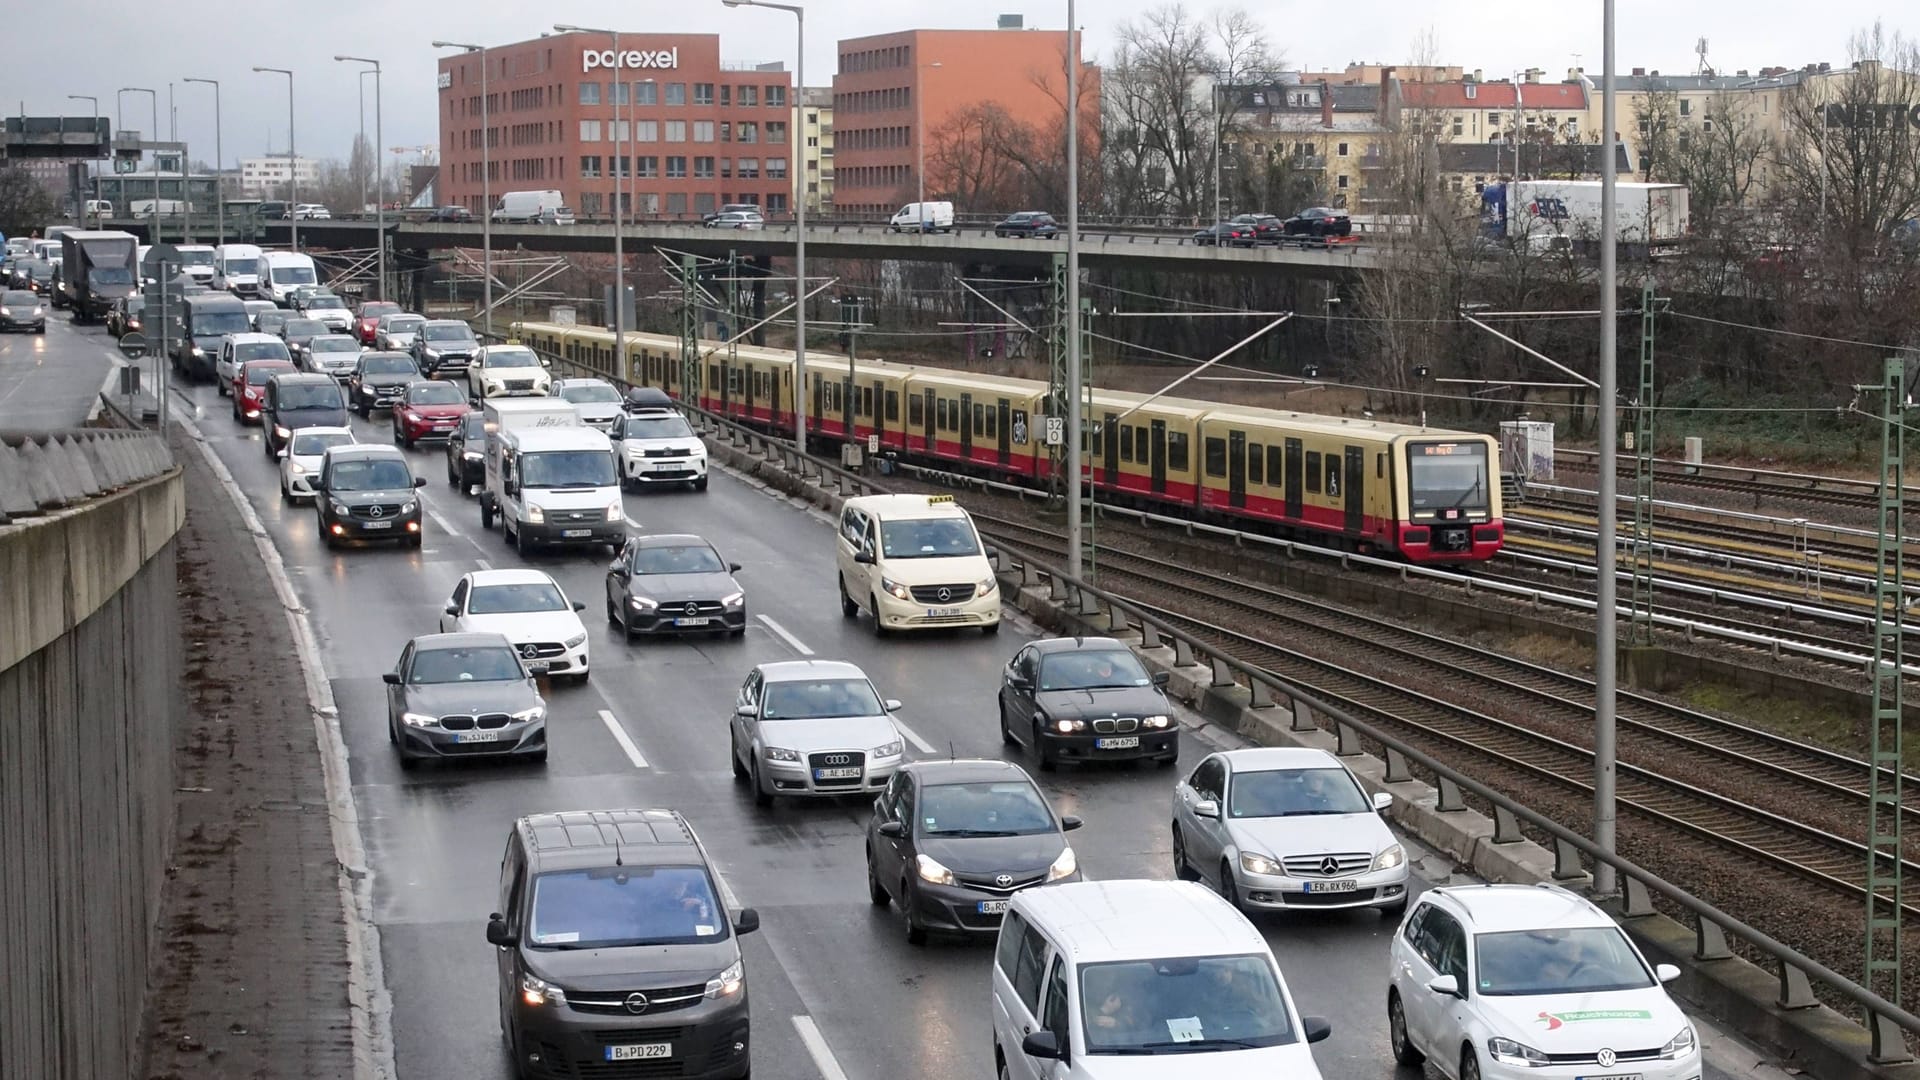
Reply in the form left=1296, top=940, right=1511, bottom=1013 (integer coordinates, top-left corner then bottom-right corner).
left=1408, top=442, right=1490, bottom=514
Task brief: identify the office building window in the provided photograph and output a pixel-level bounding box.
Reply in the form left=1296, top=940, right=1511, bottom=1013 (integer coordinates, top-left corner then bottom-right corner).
left=719, top=85, right=730, bottom=106
left=666, top=155, right=687, bottom=179
left=665, top=82, right=686, bottom=106
left=767, top=157, right=788, bottom=180
left=613, top=155, right=631, bottom=179
left=766, top=193, right=786, bottom=212
left=694, top=155, right=716, bottom=179
left=610, top=81, right=629, bottom=106
left=578, top=119, right=601, bottom=142
left=695, top=192, right=716, bottom=214
left=666, top=192, right=687, bottom=214
left=1337, top=142, right=1349, bottom=156
left=665, top=120, right=686, bottom=142
left=737, top=157, right=760, bottom=179
left=640, top=192, right=660, bottom=215
left=807, top=111, right=818, bottom=125
left=635, top=119, right=658, bottom=142
left=694, top=83, right=715, bottom=106
left=635, top=81, right=657, bottom=106
left=579, top=155, right=602, bottom=178
left=719, top=122, right=732, bottom=142
left=579, top=81, right=601, bottom=106
left=609, top=120, right=629, bottom=143
left=738, top=121, right=758, bottom=143
left=766, top=86, right=787, bottom=108
left=694, top=120, right=715, bottom=142
left=636, top=155, right=659, bottom=178
left=1336, top=174, right=1349, bottom=189
left=767, top=121, right=787, bottom=144
left=580, top=192, right=603, bottom=216
left=720, top=158, right=733, bottom=178
left=738, top=85, right=758, bottom=107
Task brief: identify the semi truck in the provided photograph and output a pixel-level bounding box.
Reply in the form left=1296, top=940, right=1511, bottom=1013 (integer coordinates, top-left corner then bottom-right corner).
left=1481, top=180, right=1689, bottom=254
left=57, top=230, right=139, bottom=322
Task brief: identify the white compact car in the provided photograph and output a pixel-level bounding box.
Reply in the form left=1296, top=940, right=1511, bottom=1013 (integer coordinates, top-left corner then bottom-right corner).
left=552, top=377, right=624, bottom=430
left=728, top=659, right=905, bottom=806
left=1173, top=747, right=1409, bottom=914
left=610, top=393, right=709, bottom=491
left=468, top=344, right=552, bottom=401
left=1387, top=883, right=1699, bottom=1080
left=278, top=426, right=355, bottom=502
left=216, top=333, right=294, bottom=392
left=438, top=569, right=591, bottom=682
left=376, top=313, right=427, bottom=352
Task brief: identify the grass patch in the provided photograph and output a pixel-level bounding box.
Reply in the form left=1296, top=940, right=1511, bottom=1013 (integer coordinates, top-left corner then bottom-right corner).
left=1678, top=680, right=1916, bottom=770
left=1499, top=632, right=1596, bottom=674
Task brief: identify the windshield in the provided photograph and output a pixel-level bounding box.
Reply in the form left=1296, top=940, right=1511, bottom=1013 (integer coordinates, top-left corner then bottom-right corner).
left=406, top=645, right=524, bottom=684
left=362, top=356, right=416, bottom=374
left=485, top=348, right=539, bottom=369
left=328, top=458, right=415, bottom=491
left=307, top=295, right=347, bottom=310
left=1408, top=442, right=1490, bottom=514
left=384, top=316, right=425, bottom=332
left=761, top=678, right=883, bottom=720
left=519, top=450, right=616, bottom=489
left=1228, top=767, right=1371, bottom=818
left=920, top=781, right=1056, bottom=836
left=459, top=414, right=487, bottom=437
left=561, top=384, right=623, bottom=404
left=1038, top=648, right=1152, bottom=691
left=407, top=382, right=465, bottom=405
left=289, top=431, right=352, bottom=456
left=1475, top=926, right=1654, bottom=996
left=423, top=323, right=474, bottom=341
left=626, top=415, right=694, bottom=440
left=468, top=582, right=568, bottom=614
left=244, top=363, right=294, bottom=385
left=90, top=267, right=135, bottom=285
left=310, top=338, right=359, bottom=354
left=1080, top=954, right=1296, bottom=1054
left=284, top=319, right=326, bottom=337
left=360, top=303, right=400, bottom=319
left=632, top=544, right=725, bottom=575
left=2, top=291, right=34, bottom=305
left=271, top=264, right=316, bottom=285
left=178, top=250, right=215, bottom=267
left=276, top=384, right=342, bottom=410
left=194, top=311, right=251, bottom=335
left=879, top=517, right=980, bottom=559
left=529, top=865, right=726, bottom=949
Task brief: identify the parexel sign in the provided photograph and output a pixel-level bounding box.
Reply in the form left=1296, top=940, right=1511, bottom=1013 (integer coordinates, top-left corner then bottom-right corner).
left=583, top=47, right=679, bottom=73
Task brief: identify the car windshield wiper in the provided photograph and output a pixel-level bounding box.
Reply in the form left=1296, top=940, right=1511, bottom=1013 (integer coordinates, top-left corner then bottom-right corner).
left=1136, top=1038, right=1265, bottom=1051
left=930, top=828, right=1025, bottom=838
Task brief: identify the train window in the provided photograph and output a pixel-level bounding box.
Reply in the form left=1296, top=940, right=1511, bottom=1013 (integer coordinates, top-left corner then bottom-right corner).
left=986, top=408, right=998, bottom=439
left=862, top=387, right=874, bottom=416
left=1248, top=443, right=1264, bottom=484
left=974, top=403, right=986, bottom=435
left=1167, top=432, right=1190, bottom=472
left=937, top=398, right=950, bottom=430
left=886, top=390, right=899, bottom=422
left=1120, top=424, right=1134, bottom=463
left=1136, top=426, right=1148, bottom=455
left=1326, top=457, right=1341, bottom=497
left=1203, top=437, right=1227, bottom=478
left=1088, top=421, right=1102, bottom=456
left=1267, top=446, right=1283, bottom=483
left=1377, top=453, right=1385, bottom=479
left=910, top=394, right=925, bottom=426
left=1306, top=451, right=1322, bottom=493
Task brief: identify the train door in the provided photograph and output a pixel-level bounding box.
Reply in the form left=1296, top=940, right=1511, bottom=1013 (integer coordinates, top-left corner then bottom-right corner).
left=959, top=392, right=974, bottom=458
left=1344, top=445, right=1365, bottom=535
left=1284, top=439, right=1304, bottom=520
left=922, top=389, right=936, bottom=449
left=810, top=372, right=824, bottom=434
left=1150, top=421, right=1168, bottom=495
left=1228, top=429, right=1248, bottom=509
left=741, top=363, right=755, bottom=419
left=1102, top=413, right=1119, bottom=486
left=874, top=380, right=887, bottom=446
left=997, top=399, right=1011, bottom=466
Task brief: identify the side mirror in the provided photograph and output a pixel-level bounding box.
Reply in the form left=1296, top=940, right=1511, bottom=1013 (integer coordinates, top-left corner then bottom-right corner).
left=733, top=908, right=761, bottom=935
left=729, top=562, right=742, bottom=573
left=526, top=661, right=551, bottom=677
left=1372, top=791, right=1394, bottom=813
left=736, top=704, right=756, bottom=717
left=444, top=603, right=459, bottom=617
left=276, top=449, right=289, bottom=459
left=876, top=820, right=906, bottom=839
left=1656, top=963, right=1681, bottom=984
left=540, top=358, right=551, bottom=367
left=884, top=699, right=903, bottom=712
left=485, top=915, right=516, bottom=948
left=1060, top=815, right=1083, bottom=832
left=1426, top=975, right=1462, bottom=998
left=1151, top=672, right=1171, bottom=689
left=1192, top=799, right=1220, bottom=820
left=1020, top=1032, right=1064, bottom=1061
left=571, top=601, right=586, bottom=612
left=413, top=476, right=428, bottom=488
left=381, top=672, right=401, bottom=685
left=853, top=550, right=875, bottom=565
left=1302, top=1016, right=1332, bottom=1044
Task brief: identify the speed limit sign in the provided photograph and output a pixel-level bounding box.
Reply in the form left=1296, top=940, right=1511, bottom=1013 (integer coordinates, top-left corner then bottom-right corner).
left=1045, top=416, right=1065, bottom=446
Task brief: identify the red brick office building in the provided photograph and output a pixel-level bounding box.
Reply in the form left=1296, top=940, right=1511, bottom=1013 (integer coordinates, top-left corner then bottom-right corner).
left=436, top=32, right=795, bottom=220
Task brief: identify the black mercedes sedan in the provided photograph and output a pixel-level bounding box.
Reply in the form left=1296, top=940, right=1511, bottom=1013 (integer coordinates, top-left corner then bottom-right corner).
left=997, top=636, right=1177, bottom=769
left=605, top=533, right=746, bottom=639
left=865, top=759, right=1081, bottom=944
left=348, top=352, right=422, bottom=416
left=383, top=632, right=548, bottom=768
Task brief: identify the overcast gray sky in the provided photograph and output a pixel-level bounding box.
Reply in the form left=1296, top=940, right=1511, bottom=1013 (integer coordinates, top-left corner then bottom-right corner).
left=7, top=0, right=1907, bottom=170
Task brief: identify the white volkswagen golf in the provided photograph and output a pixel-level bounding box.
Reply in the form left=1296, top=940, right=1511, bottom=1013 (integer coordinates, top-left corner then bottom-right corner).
left=1387, top=883, right=1700, bottom=1080
left=438, top=569, right=591, bottom=682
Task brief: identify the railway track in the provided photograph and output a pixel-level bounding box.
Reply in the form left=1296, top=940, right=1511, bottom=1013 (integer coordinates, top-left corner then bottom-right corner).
left=1556, top=450, right=1889, bottom=514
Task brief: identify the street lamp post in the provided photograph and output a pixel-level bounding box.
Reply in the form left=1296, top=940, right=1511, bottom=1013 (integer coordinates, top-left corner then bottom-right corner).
left=434, top=41, right=492, bottom=336
left=1065, top=0, right=1084, bottom=575
left=120, top=87, right=159, bottom=240
left=183, top=79, right=222, bottom=244
left=914, top=61, right=942, bottom=232
left=723, top=0, right=807, bottom=450
left=253, top=68, right=297, bottom=252
left=336, top=56, right=385, bottom=301
left=1594, top=0, right=1620, bottom=898
left=67, top=95, right=97, bottom=223
left=554, top=26, right=624, bottom=365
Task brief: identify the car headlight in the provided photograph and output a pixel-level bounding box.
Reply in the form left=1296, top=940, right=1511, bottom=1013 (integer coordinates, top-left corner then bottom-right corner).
left=330, top=501, right=350, bottom=517
left=704, top=959, right=744, bottom=999
left=977, top=575, right=998, bottom=596
left=869, top=739, right=903, bottom=759
left=563, top=632, right=587, bottom=649
left=32, top=306, right=43, bottom=317
left=274, top=425, right=290, bottom=439
left=915, top=853, right=956, bottom=886
left=400, top=500, right=417, bottom=514
left=721, top=591, right=745, bottom=608
left=401, top=409, right=419, bottom=421
left=1487, top=1037, right=1550, bottom=1068
left=628, top=596, right=657, bottom=611
left=763, top=746, right=800, bottom=762
left=463, top=450, right=482, bottom=460
left=1239, top=851, right=1282, bottom=877
left=520, top=971, right=565, bottom=1008
left=288, top=463, right=306, bottom=475
left=1051, top=717, right=1085, bottom=734
left=511, top=707, right=546, bottom=723
left=881, top=576, right=911, bottom=601
left=1141, top=714, right=1171, bottom=729
left=400, top=712, right=439, bottom=728
left=191, top=346, right=204, bottom=356
left=524, top=504, right=545, bottom=524
left=1659, top=1025, right=1698, bottom=1060
left=605, top=500, right=624, bottom=523
left=1047, top=846, right=1078, bottom=881
left=1372, top=844, right=1406, bottom=872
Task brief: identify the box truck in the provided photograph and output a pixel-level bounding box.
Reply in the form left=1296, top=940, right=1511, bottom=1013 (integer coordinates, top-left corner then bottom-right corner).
left=1481, top=180, right=1688, bottom=254
left=57, top=230, right=138, bottom=321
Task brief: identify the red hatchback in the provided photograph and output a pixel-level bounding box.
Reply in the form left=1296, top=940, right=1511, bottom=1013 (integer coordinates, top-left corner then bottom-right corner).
left=232, top=359, right=299, bottom=424
left=391, top=379, right=472, bottom=447
left=355, top=302, right=403, bottom=346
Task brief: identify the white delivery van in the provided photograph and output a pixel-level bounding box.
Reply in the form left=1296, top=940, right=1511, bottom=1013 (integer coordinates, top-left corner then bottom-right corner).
left=480, top=406, right=625, bottom=554
left=492, top=190, right=566, bottom=224
left=889, top=201, right=955, bottom=233
left=261, top=251, right=320, bottom=305
left=214, top=243, right=267, bottom=298
left=171, top=244, right=218, bottom=285
left=836, top=492, right=1000, bottom=635
left=84, top=199, right=114, bottom=218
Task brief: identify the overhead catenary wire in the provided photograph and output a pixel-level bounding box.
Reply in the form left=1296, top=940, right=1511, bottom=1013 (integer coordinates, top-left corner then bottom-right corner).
left=1668, top=309, right=1920, bottom=352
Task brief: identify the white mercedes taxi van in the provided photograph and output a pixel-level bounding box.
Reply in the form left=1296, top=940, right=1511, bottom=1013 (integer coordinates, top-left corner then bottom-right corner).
left=835, top=493, right=1000, bottom=636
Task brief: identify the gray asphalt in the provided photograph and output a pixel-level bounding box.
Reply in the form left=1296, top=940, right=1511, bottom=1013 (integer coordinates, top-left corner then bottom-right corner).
left=0, top=312, right=116, bottom=429
left=150, top=340, right=1749, bottom=1080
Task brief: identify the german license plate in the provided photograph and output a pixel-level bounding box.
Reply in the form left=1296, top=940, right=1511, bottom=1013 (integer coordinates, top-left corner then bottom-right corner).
left=605, top=1043, right=671, bottom=1061
left=926, top=607, right=961, bottom=618
left=647, top=462, right=681, bottom=473
left=561, top=529, right=591, bottom=538
left=1096, top=736, right=1140, bottom=750
left=814, top=766, right=861, bottom=780
left=456, top=731, right=500, bottom=744
left=977, top=900, right=1011, bottom=915
left=1304, top=878, right=1358, bottom=893
left=1575, top=1075, right=1642, bottom=1080
left=674, top=617, right=711, bottom=627
left=361, top=520, right=393, bottom=530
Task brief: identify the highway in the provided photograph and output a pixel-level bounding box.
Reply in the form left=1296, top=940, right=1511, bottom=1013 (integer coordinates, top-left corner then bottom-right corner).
left=0, top=314, right=113, bottom=428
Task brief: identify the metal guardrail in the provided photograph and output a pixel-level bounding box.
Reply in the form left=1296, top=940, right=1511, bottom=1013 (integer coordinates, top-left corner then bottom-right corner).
left=0, top=429, right=175, bottom=525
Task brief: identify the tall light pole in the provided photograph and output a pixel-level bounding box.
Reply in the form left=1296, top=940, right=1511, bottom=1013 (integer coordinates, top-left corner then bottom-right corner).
left=120, top=87, right=158, bottom=242
left=555, top=26, right=625, bottom=363
left=1594, top=0, right=1620, bottom=897
left=723, top=0, right=807, bottom=449
left=336, top=56, right=385, bottom=301
left=435, top=41, right=492, bottom=336
left=253, top=68, right=297, bottom=252
left=1064, top=0, right=1084, bottom=575
left=67, top=95, right=97, bottom=222
left=914, top=60, right=942, bottom=231
left=355, top=70, right=370, bottom=213
left=183, top=79, right=222, bottom=243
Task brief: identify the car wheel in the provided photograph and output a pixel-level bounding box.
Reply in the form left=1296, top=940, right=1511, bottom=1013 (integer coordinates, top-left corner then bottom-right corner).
left=219, top=379, right=230, bottom=398
left=231, top=398, right=240, bottom=420
left=606, top=595, right=621, bottom=627
left=998, top=702, right=1017, bottom=746
left=839, top=576, right=857, bottom=618
left=387, top=717, right=396, bottom=744
left=1033, top=721, right=1056, bottom=772
left=730, top=732, right=748, bottom=781
left=901, top=878, right=927, bottom=945
left=396, top=750, right=417, bottom=771
left=1219, top=860, right=1245, bottom=912
left=447, top=459, right=458, bottom=485
left=869, top=595, right=889, bottom=638
left=693, top=476, right=709, bottom=492
left=982, top=620, right=999, bottom=636
left=866, top=849, right=890, bottom=906
left=1460, top=1045, right=1482, bottom=1080
left=479, top=497, right=494, bottom=530
left=529, top=749, right=548, bottom=765
left=407, top=533, right=422, bottom=549
left=279, top=477, right=290, bottom=502
left=1172, top=825, right=1195, bottom=881
left=1388, top=991, right=1425, bottom=1067
left=749, top=759, right=774, bottom=808
left=512, top=519, right=530, bottom=557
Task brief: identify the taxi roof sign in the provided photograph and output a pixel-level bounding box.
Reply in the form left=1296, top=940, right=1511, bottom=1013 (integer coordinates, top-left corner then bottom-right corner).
left=925, top=494, right=955, bottom=505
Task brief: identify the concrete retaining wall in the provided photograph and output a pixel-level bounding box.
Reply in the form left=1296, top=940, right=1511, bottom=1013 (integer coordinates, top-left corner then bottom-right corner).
left=0, top=429, right=185, bottom=1080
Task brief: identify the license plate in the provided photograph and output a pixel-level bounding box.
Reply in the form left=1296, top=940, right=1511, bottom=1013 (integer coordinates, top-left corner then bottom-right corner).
left=1304, top=878, right=1358, bottom=893
left=1575, top=1075, right=1643, bottom=1080
left=674, top=617, right=711, bottom=627
left=926, top=607, right=962, bottom=618
left=977, top=900, right=1011, bottom=915
left=561, top=528, right=591, bottom=538
left=360, top=520, right=393, bottom=530
left=646, top=462, right=681, bottom=473
left=605, top=1044, right=672, bottom=1061
left=455, top=730, right=500, bottom=743
left=1095, top=736, right=1140, bottom=750
left=814, top=767, right=861, bottom=780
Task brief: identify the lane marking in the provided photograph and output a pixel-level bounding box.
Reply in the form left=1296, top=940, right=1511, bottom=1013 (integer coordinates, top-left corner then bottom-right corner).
left=475, top=558, right=493, bottom=570
left=425, top=506, right=461, bottom=538
left=597, top=709, right=649, bottom=769
left=756, top=614, right=813, bottom=656
left=891, top=718, right=935, bottom=755
left=790, top=1016, right=851, bottom=1080
left=711, top=862, right=742, bottom=913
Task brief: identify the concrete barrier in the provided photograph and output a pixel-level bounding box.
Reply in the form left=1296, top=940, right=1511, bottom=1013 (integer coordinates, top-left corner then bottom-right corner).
left=0, top=429, right=174, bottom=525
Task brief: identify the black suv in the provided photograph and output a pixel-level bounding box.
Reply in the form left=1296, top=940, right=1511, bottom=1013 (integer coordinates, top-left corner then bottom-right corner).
left=994, top=211, right=1059, bottom=238
left=427, top=205, right=474, bottom=223
left=313, top=444, right=426, bottom=548
left=1230, top=213, right=1284, bottom=244
left=263, top=372, right=349, bottom=458
left=1283, top=206, right=1353, bottom=238
left=446, top=411, right=488, bottom=493
left=413, top=319, right=480, bottom=377
left=997, top=636, right=1177, bottom=769
left=349, top=352, right=422, bottom=415
left=488, top=808, right=760, bottom=1080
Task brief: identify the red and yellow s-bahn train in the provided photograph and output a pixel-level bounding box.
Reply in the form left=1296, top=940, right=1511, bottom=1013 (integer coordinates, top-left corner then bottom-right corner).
left=512, top=322, right=1504, bottom=562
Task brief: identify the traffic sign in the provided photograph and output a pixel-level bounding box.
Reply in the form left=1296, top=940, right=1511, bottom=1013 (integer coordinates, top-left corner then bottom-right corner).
left=117, top=332, right=149, bottom=360
left=867, top=434, right=880, bottom=454
left=1044, top=416, right=1064, bottom=446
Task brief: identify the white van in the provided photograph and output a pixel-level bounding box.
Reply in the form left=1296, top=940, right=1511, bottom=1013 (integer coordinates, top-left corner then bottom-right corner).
left=172, top=244, right=218, bottom=285
left=992, top=880, right=1331, bottom=1080
left=261, top=251, right=320, bottom=305
left=889, top=201, right=954, bottom=233
left=481, top=418, right=625, bottom=554
left=492, top=190, right=565, bottom=224
left=836, top=492, right=1000, bottom=635
left=214, top=243, right=267, bottom=298
left=84, top=199, right=114, bottom=218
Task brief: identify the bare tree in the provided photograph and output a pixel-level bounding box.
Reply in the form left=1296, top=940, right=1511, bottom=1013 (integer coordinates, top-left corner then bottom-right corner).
left=1775, top=23, right=1920, bottom=257
left=0, top=166, right=57, bottom=237
left=1633, top=89, right=1681, bottom=183
left=925, top=104, right=1033, bottom=211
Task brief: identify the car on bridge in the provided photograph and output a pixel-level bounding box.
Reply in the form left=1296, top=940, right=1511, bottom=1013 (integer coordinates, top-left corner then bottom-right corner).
left=1192, top=221, right=1257, bottom=247
left=728, top=659, right=905, bottom=807
left=1230, top=212, right=1286, bottom=244
left=994, top=211, right=1059, bottom=239
left=1283, top=206, right=1352, bottom=238
left=292, top=203, right=332, bottom=220
left=703, top=202, right=762, bottom=225
left=705, top=210, right=764, bottom=231
left=383, top=632, right=548, bottom=767
left=425, top=205, right=473, bottom=223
